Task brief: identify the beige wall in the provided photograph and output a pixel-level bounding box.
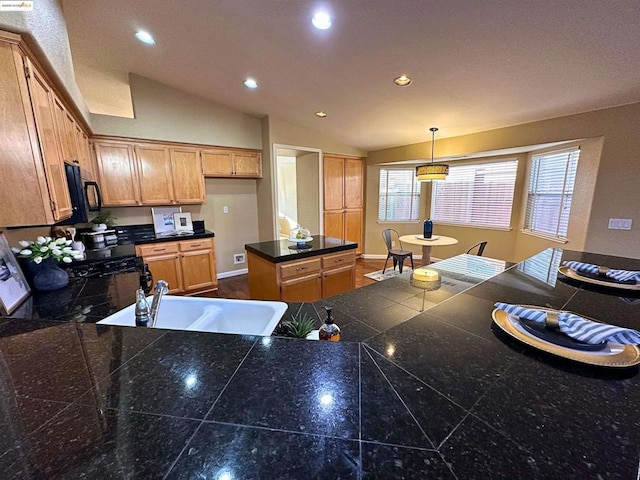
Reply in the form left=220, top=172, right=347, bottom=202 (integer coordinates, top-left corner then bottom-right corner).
left=296, top=152, right=320, bottom=234
left=367, top=103, right=639, bottom=261
left=256, top=115, right=367, bottom=241
left=0, top=0, right=90, bottom=122
left=91, top=74, right=262, bottom=149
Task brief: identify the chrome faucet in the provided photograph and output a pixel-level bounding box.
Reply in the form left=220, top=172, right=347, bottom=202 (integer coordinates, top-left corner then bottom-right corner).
left=149, top=280, right=169, bottom=328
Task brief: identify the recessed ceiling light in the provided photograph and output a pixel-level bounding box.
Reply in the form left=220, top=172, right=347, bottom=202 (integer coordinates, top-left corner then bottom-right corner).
left=312, top=12, right=332, bottom=30
left=135, top=30, right=156, bottom=45
left=244, top=78, right=258, bottom=89
left=315, top=111, right=327, bottom=118
left=394, top=75, right=412, bottom=87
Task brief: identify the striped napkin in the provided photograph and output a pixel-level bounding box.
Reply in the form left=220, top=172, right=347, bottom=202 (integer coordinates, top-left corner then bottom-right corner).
left=494, top=302, right=640, bottom=345
left=562, top=261, right=640, bottom=283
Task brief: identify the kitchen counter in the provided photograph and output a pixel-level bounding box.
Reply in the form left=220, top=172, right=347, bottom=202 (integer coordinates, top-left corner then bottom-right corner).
left=0, top=248, right=639, bottom=478
left=245, top=235, right=357, bottom=263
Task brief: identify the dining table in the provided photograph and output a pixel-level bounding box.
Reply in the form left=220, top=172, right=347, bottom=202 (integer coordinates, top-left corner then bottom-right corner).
left=399, top=234, right=458, bottom=265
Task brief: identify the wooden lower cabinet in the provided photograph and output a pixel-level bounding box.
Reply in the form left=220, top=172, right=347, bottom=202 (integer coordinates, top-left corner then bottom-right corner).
left=247, top=249, right=356, bottom=302
left=136, top=238, right=217, bottom=295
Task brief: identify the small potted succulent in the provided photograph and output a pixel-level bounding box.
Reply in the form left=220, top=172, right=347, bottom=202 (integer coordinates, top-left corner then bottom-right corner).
left=280, top=311, right=317, bottom=339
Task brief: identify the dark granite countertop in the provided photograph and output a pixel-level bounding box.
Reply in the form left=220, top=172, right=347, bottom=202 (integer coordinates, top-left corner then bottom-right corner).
left=134, top=229, right=215, bottom=245
left=245, top=235, right=357, bottom=263
left=0, top=249, right=639, bottom=478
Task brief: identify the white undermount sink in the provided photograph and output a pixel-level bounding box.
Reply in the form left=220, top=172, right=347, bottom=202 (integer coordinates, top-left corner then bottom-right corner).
left=97, top=296, right=288, bottom=337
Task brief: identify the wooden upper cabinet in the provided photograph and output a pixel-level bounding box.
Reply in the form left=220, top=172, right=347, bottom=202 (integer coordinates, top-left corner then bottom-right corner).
left=25, top=59, right=72, bottom=222
left=233, top=151, right=262, bottom=177
left=74, top=123, right=94, bottom=180
left=0, top=41, right=69, bottom=227
left=94, top=141, right=141, bottom=206
left=344, top=158, right=364, bottom=208
left=202, top=148, right=262, bottom=178
left=169, top=147, right=205, bottom=204
left=135, top=144, right=174, bottom=205
left=323, top=155, right=345, bottom=211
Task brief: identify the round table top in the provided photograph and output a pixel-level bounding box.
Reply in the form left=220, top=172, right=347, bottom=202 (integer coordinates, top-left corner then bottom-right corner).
left=399, top=234, right=459, bottom=247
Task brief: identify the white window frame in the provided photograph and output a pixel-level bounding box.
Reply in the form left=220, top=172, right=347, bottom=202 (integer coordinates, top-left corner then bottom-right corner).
left=430, top=159, right=518, bottom=230
left=377, top=168, right=421, bottom=223
left=523, top=147, right=580, bottom=242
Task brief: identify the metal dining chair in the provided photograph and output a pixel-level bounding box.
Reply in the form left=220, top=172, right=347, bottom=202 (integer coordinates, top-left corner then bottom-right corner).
left=382, top=229, right=414, bottom=274
left=466, top=241, right=488, bottom=256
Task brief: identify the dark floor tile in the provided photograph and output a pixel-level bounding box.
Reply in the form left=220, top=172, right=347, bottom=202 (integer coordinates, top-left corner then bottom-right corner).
left=209, top=337, right=360, bottom=439
left=441, top=415, right=547, bottom=479
left=357, top=302, right=418, bottom=332
left=0, top=396, right=72, bottom=456
left=365, top=313, right=518, bottom=409
left=472, top=355, right=640, bottom=479
left=0, top=322, right=164, bottom=403
left=166, top=422, right=359, bottom=479
left=366, top=347, right=468, bottom=447
left=361, top=443, right=454, bottom=479
left=74, top=330, right=255, bottom=419
left=7, top=404, right=198, bottom=479
left=563, top=288, right=640, bottom=329
left=322, top=288, right=396, bottom=321
left=340, top=320, right=380, bottom=343
left=360, top=347, right=432, bottom=448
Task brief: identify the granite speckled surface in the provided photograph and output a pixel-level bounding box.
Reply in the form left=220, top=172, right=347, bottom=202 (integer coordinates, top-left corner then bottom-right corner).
left=1, top=249, right=639, bottom=479
left=245, top=235, right=357, bottom=262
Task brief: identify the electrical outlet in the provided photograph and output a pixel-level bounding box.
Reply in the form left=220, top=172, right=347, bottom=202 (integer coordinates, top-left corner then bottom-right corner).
left=391, top=240, right=396, bottom=248
left=608, top=218, right=632, bottom=230
left=223, top=206, right=229, bottom=214
left=233, top=253, right=245, bottom=264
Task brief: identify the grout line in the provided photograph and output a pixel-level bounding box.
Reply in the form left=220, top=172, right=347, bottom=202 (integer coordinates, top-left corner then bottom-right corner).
left=364, top=345, right=469, bottom=413
left=162, top=338, right=259, bottom=479
left=358, top=343, right=363, bottom=480
left=363, top=346, right=436, bottom=449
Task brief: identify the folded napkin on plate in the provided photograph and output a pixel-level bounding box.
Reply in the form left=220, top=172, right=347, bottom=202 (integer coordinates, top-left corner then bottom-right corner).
left=562, top=261, right=640, bottom=283
left=494, top=302, right=640, bottom=345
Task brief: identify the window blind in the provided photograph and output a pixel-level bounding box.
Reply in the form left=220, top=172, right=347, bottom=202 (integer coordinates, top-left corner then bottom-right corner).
left=524, top=148, right=580, bottom=239
left=431, top=159, right=518, bottom=229
left=378, top=169, right=420, bottom=222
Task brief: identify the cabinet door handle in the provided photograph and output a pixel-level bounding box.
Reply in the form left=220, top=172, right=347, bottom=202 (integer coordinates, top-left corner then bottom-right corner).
left=153, top=248, right=165, bottom=253
left=190, top=243, right=203, bottom=248
left=335, top=258, right=344, bottom=263
left=295, top=267, right=308, bottom=271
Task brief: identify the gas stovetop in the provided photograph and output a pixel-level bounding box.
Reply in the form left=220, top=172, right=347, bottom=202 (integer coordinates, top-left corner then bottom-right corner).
left=65, top=244, right=142, bottom=278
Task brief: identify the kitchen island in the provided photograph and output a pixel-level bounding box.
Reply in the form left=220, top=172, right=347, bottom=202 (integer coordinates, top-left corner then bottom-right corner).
left=0, top=248, right=638, bottom=478
left=245, top=235, right=358, bottom=302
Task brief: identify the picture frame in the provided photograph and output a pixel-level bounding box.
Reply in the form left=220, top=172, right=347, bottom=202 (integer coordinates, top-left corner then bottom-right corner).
left=0, top=232, right=31, bottom=315
left=173, top=212, right=194, bottom=232
left=151, top=206, right=182, bottom=235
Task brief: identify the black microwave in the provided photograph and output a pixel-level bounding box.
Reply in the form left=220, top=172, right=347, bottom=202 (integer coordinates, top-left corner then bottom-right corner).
left=56, top=163, right=102, bottom=226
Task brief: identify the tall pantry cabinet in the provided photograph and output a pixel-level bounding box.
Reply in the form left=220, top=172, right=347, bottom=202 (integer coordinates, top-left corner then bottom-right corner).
left=323, top=154, right=365, bottom=255
left=0, top=31, right=81, bottom=227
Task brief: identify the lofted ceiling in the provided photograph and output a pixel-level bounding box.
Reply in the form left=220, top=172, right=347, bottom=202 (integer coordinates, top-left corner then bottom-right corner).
left=60, top=0, right=640, bottom=151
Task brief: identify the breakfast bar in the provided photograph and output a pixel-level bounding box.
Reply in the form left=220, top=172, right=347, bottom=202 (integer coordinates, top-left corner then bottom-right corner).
left=0, top=248, right=638, bottom=478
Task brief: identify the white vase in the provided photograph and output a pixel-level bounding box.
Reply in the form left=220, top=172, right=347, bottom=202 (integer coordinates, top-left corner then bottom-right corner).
left=92, top=223, right=107, bottom=232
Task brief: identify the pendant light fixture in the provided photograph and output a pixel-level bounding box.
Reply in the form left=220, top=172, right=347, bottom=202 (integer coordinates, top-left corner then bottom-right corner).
left=416, top=127, right=449, bottom=181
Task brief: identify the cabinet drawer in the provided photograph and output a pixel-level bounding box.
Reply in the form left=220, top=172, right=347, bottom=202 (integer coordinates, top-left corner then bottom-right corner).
left=136, top=242, right=179, bottom=257
left=279, top=258, right=321, bottom=280
left=179, top=238, right=213, bottom=252
left=322, top=251, right=355, bottom=270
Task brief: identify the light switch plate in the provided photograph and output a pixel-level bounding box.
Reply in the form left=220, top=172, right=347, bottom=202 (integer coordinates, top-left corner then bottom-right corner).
left=223, top=206, right=229, bottom=214
left=608, top=218, right=632, bottom=230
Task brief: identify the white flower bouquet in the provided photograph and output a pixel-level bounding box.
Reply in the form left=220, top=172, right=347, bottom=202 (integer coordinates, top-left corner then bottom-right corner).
left=12, top=236, right=84, bottom=264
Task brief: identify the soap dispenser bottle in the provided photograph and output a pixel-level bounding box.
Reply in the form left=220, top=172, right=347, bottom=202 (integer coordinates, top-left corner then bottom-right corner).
left=319, top=306, right=340, bottom=341
left=135, top=287, right=150, bottom=327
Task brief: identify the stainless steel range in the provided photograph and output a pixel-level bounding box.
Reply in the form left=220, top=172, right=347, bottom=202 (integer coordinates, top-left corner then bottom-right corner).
left=65, top=244, right=142, bottom=278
